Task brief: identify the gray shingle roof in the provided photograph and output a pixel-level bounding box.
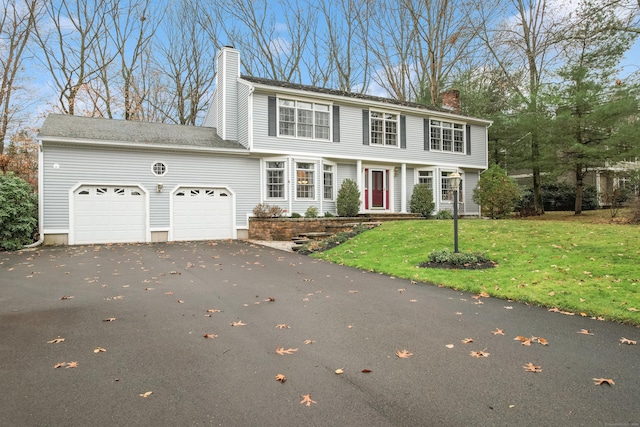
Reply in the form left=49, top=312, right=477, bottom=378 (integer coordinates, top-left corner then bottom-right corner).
left=241, top=75, right=457, bottom=115
left=38, top=114, right=245, bottom=150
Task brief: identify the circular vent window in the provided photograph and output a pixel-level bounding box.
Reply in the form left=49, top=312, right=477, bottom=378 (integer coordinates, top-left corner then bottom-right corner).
left=152, top=162, right=167, bottom=176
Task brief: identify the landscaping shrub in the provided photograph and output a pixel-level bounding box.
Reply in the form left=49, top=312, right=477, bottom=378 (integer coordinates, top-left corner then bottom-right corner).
left=434, top=210, right=453, bottom=220
left=336, top=178, right=360, bottom=217
left=323, top=212, right=335, bottom=218
left=0, top=173, right=38, bottom=251
left=472, top=165, right=521, bottom=219
left=252, top=203, right=283, bottom=218
left=409, top=184, right=435, bottom=218
left=290, top=212, right=302, bottom=218
left=518, top=182, right=598, bottom=213
left=305, top=206, right=319, bottom=218
left=427, top=249, right=491, bottom=265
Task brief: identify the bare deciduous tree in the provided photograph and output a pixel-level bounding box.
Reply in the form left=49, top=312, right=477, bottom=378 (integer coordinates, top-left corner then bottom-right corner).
left=33, top=0, right=115, bottom=116
left=0, top=0, right=40, bottom=154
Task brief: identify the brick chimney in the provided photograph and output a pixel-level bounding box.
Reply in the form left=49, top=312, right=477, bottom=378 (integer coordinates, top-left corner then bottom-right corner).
left=441, top=89, right=461, bottom=113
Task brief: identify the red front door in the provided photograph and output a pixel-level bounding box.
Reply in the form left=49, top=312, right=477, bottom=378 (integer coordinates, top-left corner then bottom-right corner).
left=372, top=170, right=384, bottom=208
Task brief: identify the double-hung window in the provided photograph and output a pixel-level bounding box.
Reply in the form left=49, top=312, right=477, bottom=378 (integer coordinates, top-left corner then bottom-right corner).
left=279, top=98, right=331, bottom=141
left=430, top=120, right=465, bottom=153
left=441, top=171, right=463, bottom=202
left=323, top=164, right=334, bottom=200
left=296, top=162, right=315, bottom=199
left=370, top=111, right=398, bottom=146
left=266, top=161, right=285, bottom=199
left=418, top=170, right=433, bottom=189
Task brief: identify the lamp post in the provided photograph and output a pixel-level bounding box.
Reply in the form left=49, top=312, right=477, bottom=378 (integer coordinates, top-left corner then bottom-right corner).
left=449, top=172, right=461, bottom=253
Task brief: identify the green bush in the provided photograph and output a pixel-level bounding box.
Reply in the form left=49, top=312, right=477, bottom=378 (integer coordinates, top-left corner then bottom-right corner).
left=472, top=165, right=522, bottom=219
left=434, top=210, right=453, bottom=220
left=305, top=206, right=319, bottom=218
left=336, top=178, right=360, bottom=217
left=409, top=184, right=435, bottom=218
left=323, top=212, right=335, bottom=218
left=427, top=249, right=491, bottom=265
left=518, top=182, right=598, bottom=213
left=290, top=212, right=302, bottom=218
left=0, top=173, right=38, bottom=251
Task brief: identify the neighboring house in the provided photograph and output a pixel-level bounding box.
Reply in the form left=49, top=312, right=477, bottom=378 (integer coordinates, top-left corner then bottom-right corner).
left=37, top=47, right=492, bottom=245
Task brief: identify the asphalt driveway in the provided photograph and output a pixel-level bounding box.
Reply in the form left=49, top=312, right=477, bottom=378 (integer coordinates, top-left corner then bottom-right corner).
left=1, top=241, right=639, bottom=426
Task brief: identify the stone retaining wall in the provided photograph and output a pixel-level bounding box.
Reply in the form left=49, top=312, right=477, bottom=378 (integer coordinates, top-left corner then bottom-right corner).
left=248, top=215, right=420, bottom=241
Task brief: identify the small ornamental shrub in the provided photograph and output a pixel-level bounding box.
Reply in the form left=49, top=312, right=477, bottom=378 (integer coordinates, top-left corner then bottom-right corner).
left=305, top=206, right=319, bottom=218
left=0, top=173, right=38, bottom=251
left=472, top=165, right=522, bottom=219
left=323, top=212, right=335, bottom=218
left=434, top=210, right=454, bottom=220
left=336, top=178, right=360, bottom=217
left=290, top=212, right=302, bottom=218
left=409, top=184, right=435, bottom=218
left=427, top=249, right=492, bottom=266
left=252, top=203, right=283, bottom=218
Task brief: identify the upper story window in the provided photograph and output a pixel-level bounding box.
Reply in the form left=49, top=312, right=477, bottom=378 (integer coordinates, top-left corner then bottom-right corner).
left=430, top=120, right=465, bottom=153
left=370, top=111, right=398, bottom=146
left=279, top=98, right=331, bottom=141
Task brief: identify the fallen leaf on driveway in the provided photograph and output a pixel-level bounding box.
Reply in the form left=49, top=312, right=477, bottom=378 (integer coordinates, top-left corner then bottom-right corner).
left=276, top=347, right=298, bottom=355
left=165, top=291, right=174, bottom=295
left=445, top=344, right=454, bottom=349
left=265, top=297, right=276, bottom=302
left=523, top=362, right=542, bottom=373
left=335, top=368, right=344, bottom=375
left=93, top=347, right=106, bottom=353
left=300, top=394, right=317, bottom=406
left=207, top=309, right=222, bottom=313
left=470, top=350, right=490, bottom=358
left=275, top=374, right=286, bottom=383
left=461, top=338, right=474, bottom=344
left=53, top=362, right=66, bottom=368
left=203, top=333, right=218, bottom=339
left=396, top=349, right=413, bottom=358
left=47, top=337, right=65, bottom=344
left=303, top=339, right=315, bottom=345
left=60, top=295, right=74, bottom=300
left=361, top=369, right=372, bottom=373
left=139, top=391, right=153, bottom=398
left=103, top=317, right=117, bottom=322
left=231, top=321, right=246, bottom=326
left=514, top=336, right=531, bottom=346
left=348, top=290, right=358, bottom=294
left=66, top=361, right=78, bottom=368
left=620, top=337, right=637, bottom=345
left=177, top=299, right=184, bottom=304
left=593, top=378, right=615, bottom=386
left=276, top=324, right=290, bottom=329
left=492, top=328, right=505, bottom=336
left=577, top=329, right=593, bottom=335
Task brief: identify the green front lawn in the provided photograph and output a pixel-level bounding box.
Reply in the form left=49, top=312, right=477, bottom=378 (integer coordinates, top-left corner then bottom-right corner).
left=313, top=219, right=640, bottom=325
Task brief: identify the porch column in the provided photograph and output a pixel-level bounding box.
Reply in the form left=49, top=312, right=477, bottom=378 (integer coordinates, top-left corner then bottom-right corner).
left=400, top=163, right=407, bottom=213
left=356, top=160, right=363, bottom=213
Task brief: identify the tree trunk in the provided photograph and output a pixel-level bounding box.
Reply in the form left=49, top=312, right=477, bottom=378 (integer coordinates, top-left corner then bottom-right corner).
left=575, top=164, right=584, bottom=214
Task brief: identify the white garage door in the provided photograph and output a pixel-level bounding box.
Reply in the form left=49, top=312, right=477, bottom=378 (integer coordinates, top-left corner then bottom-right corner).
left=73, top=185, right=146, bottom=244
left=172, top=187, right=234, bottom=241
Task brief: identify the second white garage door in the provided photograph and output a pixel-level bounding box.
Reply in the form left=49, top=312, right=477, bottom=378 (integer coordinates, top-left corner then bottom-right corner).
left=172, top=187, right=234, bottom=241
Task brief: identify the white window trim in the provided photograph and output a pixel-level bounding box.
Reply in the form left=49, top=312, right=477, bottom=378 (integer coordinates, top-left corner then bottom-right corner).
left=369, top=108, right=399, bottom=148
left=263, top=158, right=288, bottom=201
left=322, top=161, right=337, bottom=201
left=294, top=161, right=318, bottom=201
left=414, top=168, right=436, bottom=200
left=429, top=120, right=466, bottom=154
left=277, top=95, right=333, bottom=142
left=440, top=170, right=464, bottom=204
left=151, top=161, right=168, bottom=177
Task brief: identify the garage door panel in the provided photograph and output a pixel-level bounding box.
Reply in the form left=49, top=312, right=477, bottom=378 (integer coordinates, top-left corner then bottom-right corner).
left=73, top=186, right=146, bottom=244
left=172, top=187, right=233, bottom=241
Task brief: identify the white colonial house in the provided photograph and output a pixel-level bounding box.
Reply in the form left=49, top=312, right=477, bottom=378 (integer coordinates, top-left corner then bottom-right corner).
left=37, top=47, right=491, bottom=245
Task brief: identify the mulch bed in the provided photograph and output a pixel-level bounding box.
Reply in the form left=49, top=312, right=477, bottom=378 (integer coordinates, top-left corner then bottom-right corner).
left=419, top=261, right=497, bottom=270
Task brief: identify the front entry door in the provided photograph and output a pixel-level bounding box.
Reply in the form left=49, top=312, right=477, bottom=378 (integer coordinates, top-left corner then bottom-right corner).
left=372, top=170, right=385, bottom=208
